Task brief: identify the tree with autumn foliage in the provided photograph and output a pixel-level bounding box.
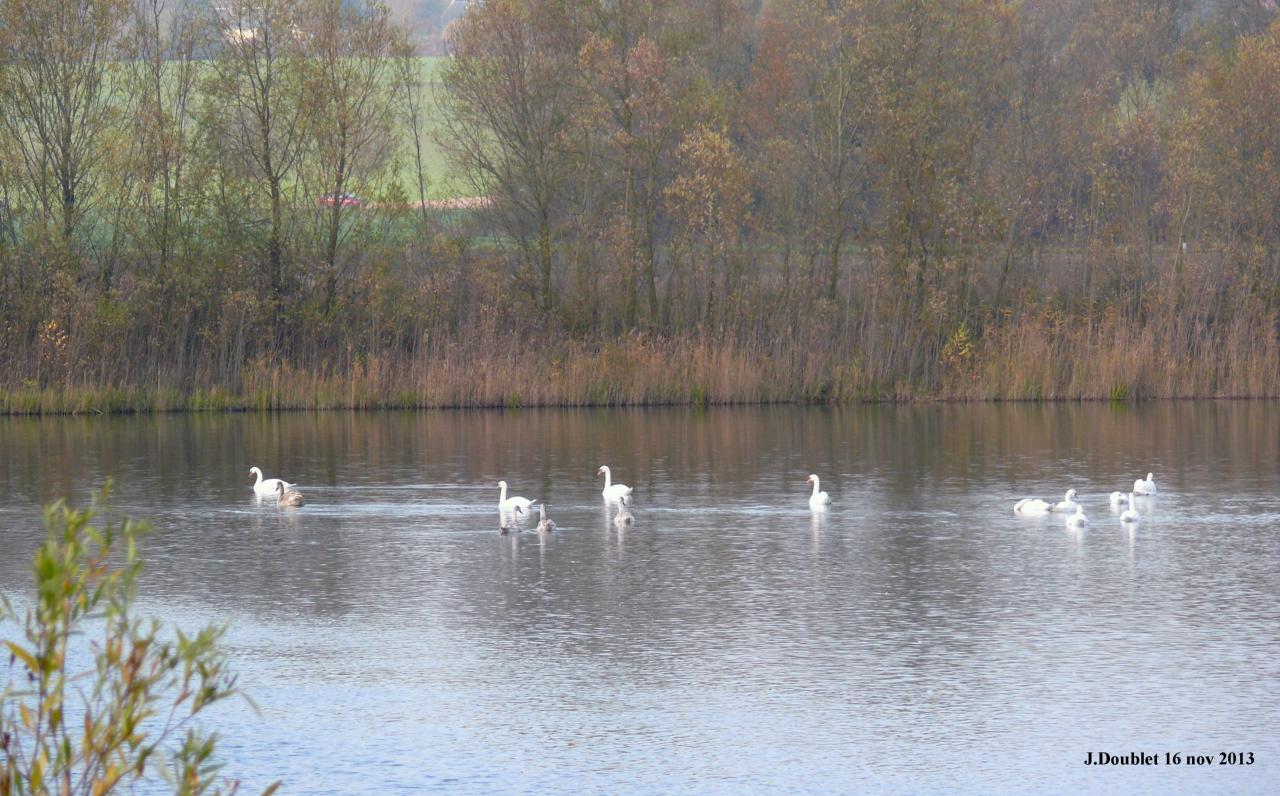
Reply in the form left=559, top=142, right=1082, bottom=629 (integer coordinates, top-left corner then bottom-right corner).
left=438, top=0, right=588, bottom=311
left=3, top=0, right=1280, bottom=408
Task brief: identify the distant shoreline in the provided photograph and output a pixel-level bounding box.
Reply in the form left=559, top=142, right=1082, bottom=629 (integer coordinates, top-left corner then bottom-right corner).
left=4, top=381, right=1278, bottom=417
left=5, top=397, right=1279, bottom=418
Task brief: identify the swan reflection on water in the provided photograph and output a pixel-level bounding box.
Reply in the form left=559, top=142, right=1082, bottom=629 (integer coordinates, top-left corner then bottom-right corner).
left=275, top=508, right=303, bottom=532
left=809, top=506, right=827, bottom=547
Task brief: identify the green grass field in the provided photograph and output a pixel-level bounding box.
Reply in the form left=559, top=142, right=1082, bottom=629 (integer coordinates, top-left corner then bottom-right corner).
left=6, top=56, right=463, bottom=206
left=392, top=56, right=461, bottom=201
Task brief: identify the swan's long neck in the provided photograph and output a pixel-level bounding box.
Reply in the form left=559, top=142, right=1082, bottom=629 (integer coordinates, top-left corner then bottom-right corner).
left=810, top=477, right=821, bottom=497
left=252, top=468, right=262, bottom=487
left=601, top=467, right=611, bottom=489
left=499, top=483, right=507, bottom=503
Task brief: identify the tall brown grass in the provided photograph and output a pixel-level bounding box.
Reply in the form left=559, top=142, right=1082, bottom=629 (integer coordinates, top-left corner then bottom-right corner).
left=3, top=239, right=1277, bottom=414
left=3, top=309, right=1278, bottom=415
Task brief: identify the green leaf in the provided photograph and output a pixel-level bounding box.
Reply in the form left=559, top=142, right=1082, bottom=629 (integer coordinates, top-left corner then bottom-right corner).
left=4, top=642, right=40, bottom=674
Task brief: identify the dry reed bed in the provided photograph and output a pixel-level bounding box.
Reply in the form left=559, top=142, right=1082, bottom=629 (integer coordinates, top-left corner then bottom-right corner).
left=2, top=316, right=1279, bottom=414
left=952, top=310, right=1280, bottom=401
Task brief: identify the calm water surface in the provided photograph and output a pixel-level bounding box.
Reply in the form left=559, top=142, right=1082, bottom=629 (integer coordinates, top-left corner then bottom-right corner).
left=1, top=404, right=1278, bottom=794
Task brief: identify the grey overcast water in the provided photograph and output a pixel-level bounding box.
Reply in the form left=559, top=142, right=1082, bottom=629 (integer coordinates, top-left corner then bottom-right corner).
left=1, top=404, right=1278, bottom=794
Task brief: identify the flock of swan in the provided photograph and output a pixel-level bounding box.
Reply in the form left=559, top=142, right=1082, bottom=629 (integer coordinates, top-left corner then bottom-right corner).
left=492, top=466, right=637, bottom=532
left=254, top=460, right=1157, bottom=532
left=1015, top=472, right=1158, bottom=528
left=249, top=464, right=836, bottom=532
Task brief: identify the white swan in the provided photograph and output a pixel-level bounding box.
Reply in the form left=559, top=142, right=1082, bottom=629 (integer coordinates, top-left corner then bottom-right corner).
left=1109, top=491, right=1126, bottom=507
left=1014, top=498, right=1052, bottom=514
left=250, top=466, right=293, bottom=497
left=536, top=503, right=557, bottom=533
left=1066, top=505, right=1088, bottom=527
left=1121, top=492, right=1141, bottom=523
left=597, top=466, right=633, bottom=501
left=498, top=481, right=536, bottom=513
left=275, top=481, right=305, bottom=508
left=1051, top=489, right=1080, bottom=513
left=806, top=474, right=831, bottom=507
left=1134, top=473, right=1157, bottom=496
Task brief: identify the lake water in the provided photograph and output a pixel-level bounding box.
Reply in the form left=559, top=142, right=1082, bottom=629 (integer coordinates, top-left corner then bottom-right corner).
left=1, top=404, right=1278, bottom=794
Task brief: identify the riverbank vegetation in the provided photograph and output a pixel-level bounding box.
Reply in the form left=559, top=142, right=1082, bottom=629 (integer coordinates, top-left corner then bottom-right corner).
left=0, top=486, right=272, bottom=794
left=2, top=1, right=1279, bottom=412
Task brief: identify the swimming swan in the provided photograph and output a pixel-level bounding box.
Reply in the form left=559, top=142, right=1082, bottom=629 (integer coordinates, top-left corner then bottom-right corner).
left=613, top=496, right=634, bottom=528
left=498, top=481, right=536, bottom=513
left=806, top=474, right=832, bottom=507
left=1014, top=498, right=1052, bottom=514
left=250, top=466, right=293, bottom=497
left=536, top=504, right=557, bottom=533
left=1121, top=493, right=1141, bottom=523
left=1109, top=491, right=1126, bottom=507
left=597, top=466, right=633, bottom=501
left=275, top=481, right=305, bottom=508
left=1066, top=505, right=1088, bottom=527
left=1134, top=473, right=1157, bottom=496
left=1051, top=489, right=1080, bottom=513
left=501, top=505, right=524, bottom=535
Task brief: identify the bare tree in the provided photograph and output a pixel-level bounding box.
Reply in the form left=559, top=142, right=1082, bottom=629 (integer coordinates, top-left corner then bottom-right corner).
left=0, top=0, right=130, bottom=248
left=749, top=0, right=871, bottom=303
left=203, top=0, right=309, bottom=300
left=437, top=0, right=586, bottom=311
left=124, top=0, right=208, bottom=277
left=393, top=31, right=435, bottom=234
left=299, top=0, right=400, bottom=313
